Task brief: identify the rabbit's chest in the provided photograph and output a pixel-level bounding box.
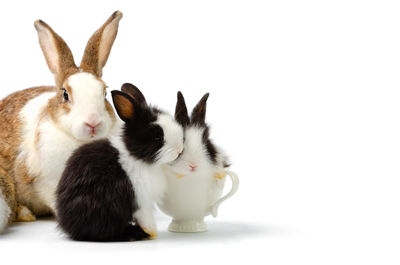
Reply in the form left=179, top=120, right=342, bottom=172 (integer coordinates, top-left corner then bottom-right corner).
left=34, top=123, right=80, bottom=210
left=121, top=160, right=167, bottom=208
left=134, top=167, right=167, bottom=205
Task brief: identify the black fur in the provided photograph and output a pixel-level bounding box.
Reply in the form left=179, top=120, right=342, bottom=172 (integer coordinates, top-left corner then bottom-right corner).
left=191, top=93, right=209, bottom=126
left=112, top=88, right=166, bottom=164
left=56, top=139, right=150, bottom=242
left=175, top=92, right=218, bottom=164
left=56, top=85, right=170, bottom=242
left=175, top=91, right=190, bottom=127
left=121, top=83, right=147, bottom=106
left=202, top=127, right=217, bottom=164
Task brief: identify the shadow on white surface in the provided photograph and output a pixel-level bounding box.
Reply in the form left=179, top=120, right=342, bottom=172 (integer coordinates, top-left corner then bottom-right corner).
left=156, top=220, right=290, bottom=245
left=0, top=216, right=289, bottom=245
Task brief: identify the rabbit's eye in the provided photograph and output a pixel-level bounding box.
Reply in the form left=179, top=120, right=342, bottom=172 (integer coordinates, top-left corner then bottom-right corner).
left=61, top=88, right=69, bottom=102
left=153, top=134, right=163, bottom=142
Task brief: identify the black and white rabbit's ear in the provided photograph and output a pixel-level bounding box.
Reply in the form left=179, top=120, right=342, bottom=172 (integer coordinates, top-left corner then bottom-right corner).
left=80, top=11, right=123, bottom=77
left=191, top=93, right=210, bottom=125
left=111, top=90, right=135, bottom=122
left=34, top=20, right=78, bottom=88
left=120, top=83, right=148, bottom=107
left=175, top=91, right=190, bottom=127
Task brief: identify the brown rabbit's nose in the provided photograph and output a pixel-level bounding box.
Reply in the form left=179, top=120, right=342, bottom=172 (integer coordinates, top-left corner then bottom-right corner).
left=85, top=122, right=100, bottom=137
left=85, top=122, right=100, bottom=129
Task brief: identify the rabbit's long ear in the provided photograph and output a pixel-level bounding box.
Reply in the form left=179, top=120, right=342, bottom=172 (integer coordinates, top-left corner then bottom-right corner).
left=121, top=83, right=147, bottom=107
left=80, top=11, right=123, bottom=77
left=111, top=90, right=135, bottom=122
left=34, top=20, right=78, bottom=87
left=175, top=91, right=189, bottom=127
left=191, top=93, right=210, bottom=125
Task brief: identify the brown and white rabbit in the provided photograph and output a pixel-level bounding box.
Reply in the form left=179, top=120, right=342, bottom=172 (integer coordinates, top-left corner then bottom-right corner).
left=56, top=83, right=184, bottom=241
left=0, top=11, right=122, bottom=232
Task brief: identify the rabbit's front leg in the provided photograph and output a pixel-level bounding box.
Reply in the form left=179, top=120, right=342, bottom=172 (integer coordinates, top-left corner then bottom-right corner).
left=134, top=206, right=157, bottom=239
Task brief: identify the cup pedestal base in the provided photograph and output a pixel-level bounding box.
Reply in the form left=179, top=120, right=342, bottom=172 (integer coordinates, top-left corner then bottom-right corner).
left=168, top=219, right=207, bottom=233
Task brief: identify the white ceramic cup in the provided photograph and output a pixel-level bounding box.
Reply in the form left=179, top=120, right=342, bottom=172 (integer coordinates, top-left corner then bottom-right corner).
left=158, top=170, right=239, bottom=232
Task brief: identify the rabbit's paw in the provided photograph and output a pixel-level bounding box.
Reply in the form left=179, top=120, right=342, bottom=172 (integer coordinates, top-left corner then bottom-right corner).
left=16, top=205, right=36, bottom=222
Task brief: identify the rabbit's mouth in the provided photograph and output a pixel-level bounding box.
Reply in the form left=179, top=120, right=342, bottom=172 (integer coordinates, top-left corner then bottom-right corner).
left=72, top=122, right=106, bottom=141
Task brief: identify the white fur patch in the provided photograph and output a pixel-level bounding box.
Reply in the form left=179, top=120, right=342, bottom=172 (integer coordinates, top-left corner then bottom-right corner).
left=61, top=72, right=114, bottom=141
left=35, top=122, right=84, bottom=210
left=109, top=129, right=169, bottom=233
left=0, top=189, right=11, bottom=233
left=185, top=127, right=209, bottom=162
left=164, top=125, right=227, bottom=177
left=19, top=92, right=56, bottom=177
left=154, top=113, right=184, bottom=164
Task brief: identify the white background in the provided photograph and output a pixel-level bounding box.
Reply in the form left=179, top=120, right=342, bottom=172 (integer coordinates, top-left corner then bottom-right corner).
left=0, top=0, right=399, bottom=264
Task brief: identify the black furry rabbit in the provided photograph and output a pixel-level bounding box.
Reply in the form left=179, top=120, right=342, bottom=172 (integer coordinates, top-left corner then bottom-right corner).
left=56, top=83, right=184, bottom=241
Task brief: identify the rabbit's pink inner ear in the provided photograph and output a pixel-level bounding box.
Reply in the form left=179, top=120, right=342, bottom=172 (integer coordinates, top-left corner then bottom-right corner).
left=112, top=92, right=134, bottom=121
left=80, top=11, right=123, bottom=77
left=34, top=20, right=77, bottom=87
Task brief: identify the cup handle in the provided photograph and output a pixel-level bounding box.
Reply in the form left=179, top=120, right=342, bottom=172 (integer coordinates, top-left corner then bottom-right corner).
left=211, top=170, right=239, bottom=218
